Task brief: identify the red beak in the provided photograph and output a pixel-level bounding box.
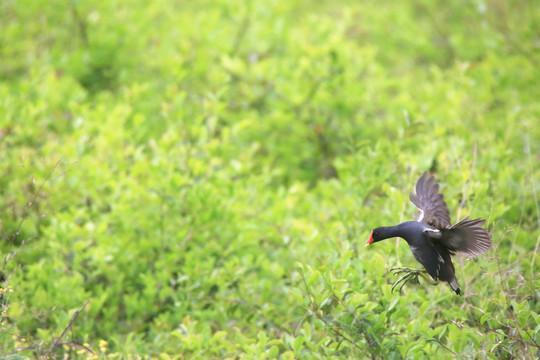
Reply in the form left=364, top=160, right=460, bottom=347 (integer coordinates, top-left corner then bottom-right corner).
left=366, top=231, right=374, bottom=247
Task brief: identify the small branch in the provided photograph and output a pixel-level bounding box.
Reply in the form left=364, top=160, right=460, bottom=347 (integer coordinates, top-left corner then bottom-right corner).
left=4, top=159, right=62, bottom=271
left=59, top=341, right=95, bottom=354
left=227, top=298, right=291, bottom=335
left=320, top=274, right=382, bottom=353
left=299, top=271, right=364, bottom=352
left=427, top=337, right=468, bottom=360
left=457, top=141, right=477, bottom=222
left=179, top=228, right=194, bottom=250
left=42, top=298, right=92, bottom=359
left=70, top=0, right=89, bottom=45
left=312, top=306, right=363, bottom=351
left=524, top=135, right=540, bottom=280
left=230, top=6, right=251, bottom=56
left=14, top=159, right=62, bottom=240
left=290, top=77, right=327, bottom=118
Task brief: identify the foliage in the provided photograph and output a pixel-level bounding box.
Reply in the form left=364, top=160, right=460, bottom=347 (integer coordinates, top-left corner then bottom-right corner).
left=0, top=0, right=538, bottom=358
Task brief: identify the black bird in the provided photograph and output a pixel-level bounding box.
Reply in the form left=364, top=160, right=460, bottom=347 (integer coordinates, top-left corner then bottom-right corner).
left=366, top=172, right=492, bottom=295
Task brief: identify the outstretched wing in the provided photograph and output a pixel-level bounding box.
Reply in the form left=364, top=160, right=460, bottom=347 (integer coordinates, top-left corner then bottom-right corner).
left=409, top=172, right=451, bottom=229
left=440, top=217, right=493, bottom=256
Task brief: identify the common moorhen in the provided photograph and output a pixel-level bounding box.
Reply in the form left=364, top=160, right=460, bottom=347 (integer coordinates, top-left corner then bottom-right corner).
left=366, top=172, right=492, bottom=295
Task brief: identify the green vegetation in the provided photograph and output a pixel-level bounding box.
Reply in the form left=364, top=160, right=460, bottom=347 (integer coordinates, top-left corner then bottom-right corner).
left=1, top=0, right=538, bottom=358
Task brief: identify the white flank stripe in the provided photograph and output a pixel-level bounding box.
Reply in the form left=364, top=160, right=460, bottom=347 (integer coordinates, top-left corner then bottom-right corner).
left=437, top=254, right=445, bottom=263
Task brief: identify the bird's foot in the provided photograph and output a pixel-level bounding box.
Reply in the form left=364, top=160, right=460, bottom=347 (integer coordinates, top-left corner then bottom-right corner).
left=390, top=267, right=422, bottom=293
left=390, top=267, right=437, bottom=293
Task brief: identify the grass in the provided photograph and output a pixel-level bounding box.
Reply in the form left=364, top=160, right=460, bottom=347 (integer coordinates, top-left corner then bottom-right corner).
left=0, top=0, right=538, bottom=359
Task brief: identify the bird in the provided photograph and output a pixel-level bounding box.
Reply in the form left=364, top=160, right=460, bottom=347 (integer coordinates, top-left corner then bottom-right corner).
left=365, top=171, right=492, bottom=295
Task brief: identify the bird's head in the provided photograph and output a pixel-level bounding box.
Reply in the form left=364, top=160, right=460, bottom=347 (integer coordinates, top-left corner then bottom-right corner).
left=365, top=228, right=384, bottom=247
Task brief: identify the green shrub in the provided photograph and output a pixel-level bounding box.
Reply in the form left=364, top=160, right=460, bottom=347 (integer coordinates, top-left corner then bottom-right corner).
left=0, top=0, right=538, bottom=358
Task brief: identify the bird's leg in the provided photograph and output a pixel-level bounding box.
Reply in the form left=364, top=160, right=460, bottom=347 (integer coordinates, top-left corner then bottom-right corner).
left=418, top=271, right=439, bottom=286
left=390, top=267, right=438, bottom=292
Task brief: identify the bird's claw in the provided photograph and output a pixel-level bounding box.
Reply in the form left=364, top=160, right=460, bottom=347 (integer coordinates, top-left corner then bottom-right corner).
left=390, top=267, right=434, bottom=293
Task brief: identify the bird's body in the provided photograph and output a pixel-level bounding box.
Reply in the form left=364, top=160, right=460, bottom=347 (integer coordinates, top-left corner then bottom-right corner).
left=366, top=172, right=492, bottom=295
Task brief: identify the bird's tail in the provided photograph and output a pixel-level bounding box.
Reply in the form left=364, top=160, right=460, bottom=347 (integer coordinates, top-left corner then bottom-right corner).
left=449, top=278, right=461, bottom=295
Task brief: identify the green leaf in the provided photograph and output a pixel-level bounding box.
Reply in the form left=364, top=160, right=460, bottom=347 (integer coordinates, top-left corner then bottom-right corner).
left=387, top=296, right=399, bottom=312
left=257, top=331, right=268, bottom=347
left=293, top=335, right=305, bottom=352
left=517, top=310, right=532, bottom=328
left=267, top=346, right=279, bottom=358
left=307, top=270, right=322, bottom=286
left=210, top=330, right=227, bottom=344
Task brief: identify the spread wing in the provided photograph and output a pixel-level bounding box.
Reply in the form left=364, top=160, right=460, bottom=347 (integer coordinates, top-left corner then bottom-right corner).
left=440, top=217, right=493, bottom=257
left=409, top=172, right=451, bottom=229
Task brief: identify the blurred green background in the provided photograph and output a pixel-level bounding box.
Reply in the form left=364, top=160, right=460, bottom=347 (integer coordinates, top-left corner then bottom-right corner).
left=0, top=0, right=538, bottom=358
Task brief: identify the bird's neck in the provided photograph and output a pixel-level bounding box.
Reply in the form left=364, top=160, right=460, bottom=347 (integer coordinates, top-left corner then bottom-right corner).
left=375, top=221, right=424, bottom=244
left=376, top=225, right=402, bottom=241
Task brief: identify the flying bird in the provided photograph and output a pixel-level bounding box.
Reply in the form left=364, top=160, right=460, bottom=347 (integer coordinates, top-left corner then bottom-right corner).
left=366, top=172, right=492, bottom=295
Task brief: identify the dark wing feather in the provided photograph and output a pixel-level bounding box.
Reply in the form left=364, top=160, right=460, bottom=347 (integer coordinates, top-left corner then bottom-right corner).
left=409, top=172, right=451, bottom=229
left=440, top=217, right=493, bottom=256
